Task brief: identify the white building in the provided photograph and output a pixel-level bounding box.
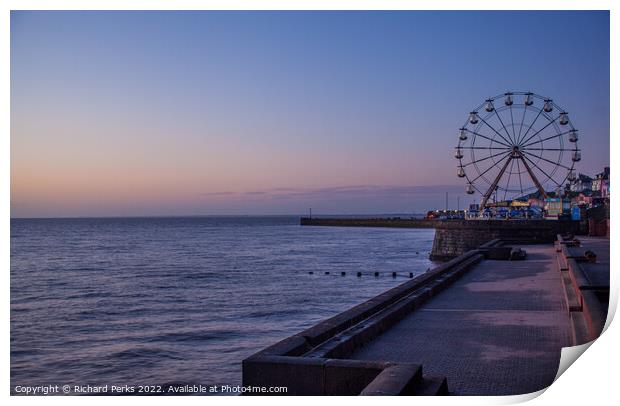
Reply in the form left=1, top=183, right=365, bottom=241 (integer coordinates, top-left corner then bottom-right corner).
left=570, top=174, right=593, bottom=193
left=592, top=167, right=610, bottom=198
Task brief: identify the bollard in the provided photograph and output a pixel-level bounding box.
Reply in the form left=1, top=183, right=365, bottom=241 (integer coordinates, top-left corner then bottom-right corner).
left=374, top=272, right=379, bottom=277
left=357, top=272, right=362, bottom=277
left=341, top=271, right=346, bottom=276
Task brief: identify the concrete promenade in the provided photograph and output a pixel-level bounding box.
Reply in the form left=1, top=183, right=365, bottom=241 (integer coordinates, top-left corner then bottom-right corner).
left=243, top=236, right=609, bottom=395
left=349, top=244, right=588, bottom=395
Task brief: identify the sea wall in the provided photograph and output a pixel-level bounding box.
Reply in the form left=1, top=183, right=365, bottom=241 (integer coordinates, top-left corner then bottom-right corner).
left=300, top=218, right=581, bottom=261
left=429, top=220, right=579, bottom=260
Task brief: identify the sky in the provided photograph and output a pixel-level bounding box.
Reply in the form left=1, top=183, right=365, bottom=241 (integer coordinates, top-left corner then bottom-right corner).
left=10, top=11, right=610, bottom=217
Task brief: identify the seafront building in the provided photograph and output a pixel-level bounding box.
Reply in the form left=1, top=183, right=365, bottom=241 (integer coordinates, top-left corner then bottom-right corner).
left=570, top=174, right=593, bottom=193
left=591, top=167, right=610, bottom=198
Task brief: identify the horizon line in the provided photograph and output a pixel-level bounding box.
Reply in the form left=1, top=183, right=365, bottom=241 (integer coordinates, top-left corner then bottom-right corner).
left=10, top=212, right=432, bottom=220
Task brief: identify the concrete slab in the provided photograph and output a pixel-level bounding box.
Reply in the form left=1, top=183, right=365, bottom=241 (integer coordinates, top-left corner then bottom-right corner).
left=576, top=237, right=610, bottom=288
left=349, top=245, right=573, bottom=395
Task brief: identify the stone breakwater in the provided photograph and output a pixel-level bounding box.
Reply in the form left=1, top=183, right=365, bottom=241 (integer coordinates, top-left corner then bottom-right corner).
left=300, top=217, right=437, bottom=228
left=300, top=218, right=580, bottom=260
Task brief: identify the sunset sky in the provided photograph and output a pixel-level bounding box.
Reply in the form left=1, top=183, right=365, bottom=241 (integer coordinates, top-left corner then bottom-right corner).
left=11, top=11, right=609, bottom=217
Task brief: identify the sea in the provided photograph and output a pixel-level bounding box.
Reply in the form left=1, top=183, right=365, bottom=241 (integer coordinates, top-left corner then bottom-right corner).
left=10, top=216, right=435, bottom=394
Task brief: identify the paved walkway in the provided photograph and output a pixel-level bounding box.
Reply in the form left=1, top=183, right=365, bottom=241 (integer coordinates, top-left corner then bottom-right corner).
left=350, top=245, right=573, bottom=395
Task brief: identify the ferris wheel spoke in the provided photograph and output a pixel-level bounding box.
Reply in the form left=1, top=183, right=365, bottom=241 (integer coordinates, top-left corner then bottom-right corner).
left=515, top=158, right=524, bottom=197
left=460, top=146, right=511, bottom=150
left=471, top=150, right=512, bottom=183
left=523, top=147, right=576, bottom=152
left=509, top=105, right=517, bottom=141
left=521, top=153, right=561, bottom=187
left=521, top=150, right=573, bottom=171
left=521, top=130, right=572, bottom=148
left=517, top=105, right=528, bottom=140
left=478, top=116, right=514, bottom=147
left=519, top=116, right=560, bottom=147
left=503, top=158, right=515, bottom=201
left=516, top=107, right=543, bottom=145
left=466, top=130, right=512, bottom=148
left=492, top=108, right=515, bottom=144
left=463, top=149, right=514, bottom=167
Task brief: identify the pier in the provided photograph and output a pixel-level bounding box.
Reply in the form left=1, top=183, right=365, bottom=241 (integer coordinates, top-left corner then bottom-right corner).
left=242, top=234, right=608, bottom=395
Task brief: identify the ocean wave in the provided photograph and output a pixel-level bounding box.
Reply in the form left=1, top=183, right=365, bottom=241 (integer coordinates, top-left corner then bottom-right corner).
left=146, top=329, right=242, bottom=343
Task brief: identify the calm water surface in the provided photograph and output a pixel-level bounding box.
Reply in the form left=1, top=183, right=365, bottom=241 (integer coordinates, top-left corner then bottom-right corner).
left=11, top=217, right=435, bottom=393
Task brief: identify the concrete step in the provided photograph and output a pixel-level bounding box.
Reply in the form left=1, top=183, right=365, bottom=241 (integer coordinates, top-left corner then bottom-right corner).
left=561, top=272, right=582, bottom=312
left=570, top=312, right=589, bottom=346
left=557, top=253, right=569, bottom=271
left=359, top=364, right=423, bottom=395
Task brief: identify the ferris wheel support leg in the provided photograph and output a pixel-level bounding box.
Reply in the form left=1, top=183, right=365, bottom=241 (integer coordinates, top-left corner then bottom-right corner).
left=479, top=156, right=513, bottom=210
left=518, top=153, right=548, bottom=200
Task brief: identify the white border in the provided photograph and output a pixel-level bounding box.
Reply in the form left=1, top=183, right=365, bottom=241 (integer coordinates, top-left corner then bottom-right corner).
left=3, top=2, right=617, bottom=405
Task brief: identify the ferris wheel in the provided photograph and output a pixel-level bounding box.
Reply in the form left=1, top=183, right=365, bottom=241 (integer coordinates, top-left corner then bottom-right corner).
left=455, top=91, right=581, bottom=208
